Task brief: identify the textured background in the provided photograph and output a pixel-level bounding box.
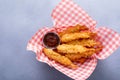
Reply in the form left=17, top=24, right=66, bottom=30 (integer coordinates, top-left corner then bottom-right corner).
left=0, top=0, right=120, bottom=80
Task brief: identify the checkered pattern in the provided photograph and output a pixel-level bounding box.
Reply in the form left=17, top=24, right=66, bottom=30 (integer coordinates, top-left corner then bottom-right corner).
left=27, top=0, right=120, bottom=80
left=52, top=0, right=96, bottom=30
left=94, top=27, right=120, bottom=59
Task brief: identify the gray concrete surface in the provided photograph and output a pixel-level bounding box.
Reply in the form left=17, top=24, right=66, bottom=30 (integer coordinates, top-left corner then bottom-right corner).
left=0, top=0, right=120, bottom=80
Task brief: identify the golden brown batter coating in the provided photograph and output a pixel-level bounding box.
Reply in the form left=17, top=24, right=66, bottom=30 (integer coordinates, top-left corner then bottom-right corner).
left=42, top=24, right=103, bottom=69
left=65, top=51, right=95, bottom=61
left=58, top=24, right=89, bottom=37
left=57, top=44, right=95, bottom=54
left=43, top=48, right=78, bottom=69
left=61, top=32, right=96, bottom=42
left=66, top=39, right=100, bottom=47
left=75, top=58, right=87, bottom=64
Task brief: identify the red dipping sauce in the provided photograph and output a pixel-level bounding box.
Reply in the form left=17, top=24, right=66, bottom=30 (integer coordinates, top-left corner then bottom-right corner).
left=43, top=32, right=60, bottom=49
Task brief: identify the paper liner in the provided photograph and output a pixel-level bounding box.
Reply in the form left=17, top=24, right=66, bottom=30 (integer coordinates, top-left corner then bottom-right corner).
left=94, top=27, right=120, bottom=59
left=51, top=0, right=96, bottom=30
left=27, top=0, right=120, bottom=80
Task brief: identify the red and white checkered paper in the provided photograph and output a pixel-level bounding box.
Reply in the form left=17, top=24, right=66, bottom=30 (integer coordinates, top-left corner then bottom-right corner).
left=27, top=0, right=120, bottom=80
